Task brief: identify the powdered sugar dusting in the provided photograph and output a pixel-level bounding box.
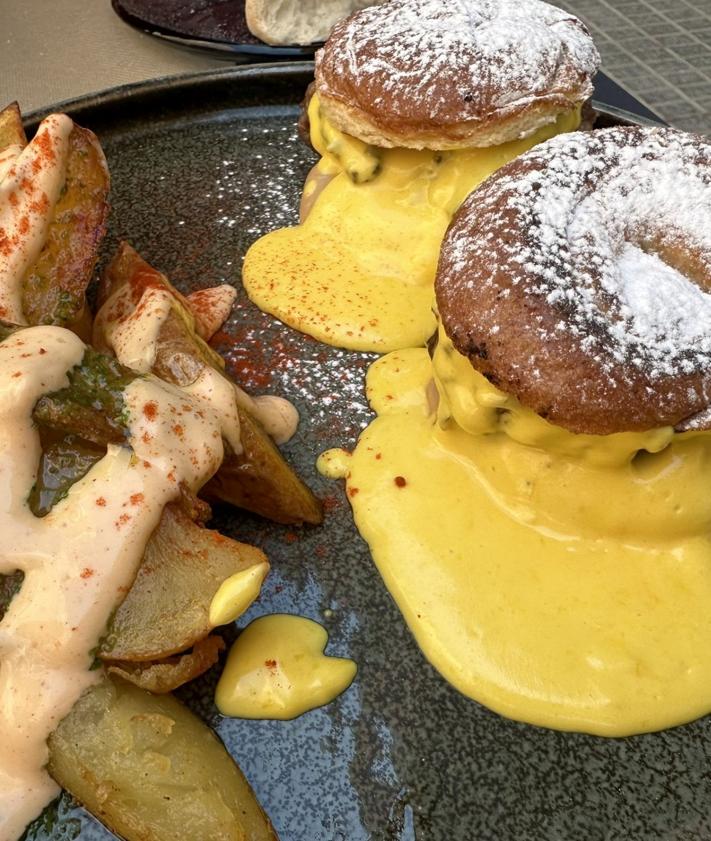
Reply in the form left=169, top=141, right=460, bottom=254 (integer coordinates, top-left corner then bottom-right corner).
left=446, top=126, right=711, bottom=381
left=618, top=245, right=711, bottom=365
left=318, top=0, right=599, bottom=125
left=677, top=404, right=711, bottom=431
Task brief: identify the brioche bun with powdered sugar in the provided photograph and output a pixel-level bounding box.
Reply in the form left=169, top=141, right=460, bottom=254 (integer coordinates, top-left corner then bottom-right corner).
left=436, top=125, right=711, bottom=434
left=314, top=0, right=600, bottom=150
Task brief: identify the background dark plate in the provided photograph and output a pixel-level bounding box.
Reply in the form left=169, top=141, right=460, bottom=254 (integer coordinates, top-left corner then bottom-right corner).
left=22, top=66, right=705, bottom=841
left=112, top=0, right=318, bottom=61
left=108, top=0, right=668, bottom=130
left=107, top=0, right=670, bottom=135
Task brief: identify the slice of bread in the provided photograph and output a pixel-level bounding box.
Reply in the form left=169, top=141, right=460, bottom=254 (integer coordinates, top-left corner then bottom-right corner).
left=245, top=0, right=383, bottom=46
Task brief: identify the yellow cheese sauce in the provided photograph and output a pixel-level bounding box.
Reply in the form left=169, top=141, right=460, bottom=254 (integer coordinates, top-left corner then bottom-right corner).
left=242, top=96, right=581, bottom=353
left=215, top=615, right=356, bottom=720
left=319, top=348, right=711, bottom=736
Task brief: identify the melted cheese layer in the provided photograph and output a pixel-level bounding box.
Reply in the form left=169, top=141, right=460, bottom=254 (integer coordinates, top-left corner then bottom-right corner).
left=322, top=348, right=711, bottom=736
left=242, top=96, right=581, bottom=353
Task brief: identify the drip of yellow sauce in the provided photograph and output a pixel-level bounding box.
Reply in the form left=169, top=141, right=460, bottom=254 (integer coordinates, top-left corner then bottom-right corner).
left=215, top=615, right=356, bottom=720
left=242, top=96, right=581, bottom=353
left=320, top=348, right=711, bottom=736
left=431, top=324, right=675, bottom=468
left=209, top=562, right=270, bottom=627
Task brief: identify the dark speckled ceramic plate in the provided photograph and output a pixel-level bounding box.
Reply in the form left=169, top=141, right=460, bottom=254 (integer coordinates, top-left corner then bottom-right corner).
left=21, top=65, right=707, bottom=841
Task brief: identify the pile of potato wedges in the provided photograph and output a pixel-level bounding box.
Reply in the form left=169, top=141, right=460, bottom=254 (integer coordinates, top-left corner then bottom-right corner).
left=0, top=101, right=323, bottom=841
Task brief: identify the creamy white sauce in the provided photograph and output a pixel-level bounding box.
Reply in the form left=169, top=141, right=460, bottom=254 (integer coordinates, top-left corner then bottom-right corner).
left=0, top=115, right=72, bottom=324
left=178, top=366, right=299, bottom=452
left=0, top=146, right=22, bottom=184
left=99, top=281, right=299, bottom=449
left=0, top=326, right=226, bottom=840
left=182, top=365, right=244, bottom=454
left=98, top=285, right=173, bottom=374
left=249, top=394, right=299, bottom=444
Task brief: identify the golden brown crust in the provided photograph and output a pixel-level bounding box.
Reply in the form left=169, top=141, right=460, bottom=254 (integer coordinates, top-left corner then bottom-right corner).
left=297, top=81, right=317, bottom=150
left=435, top=126, right=711, bottom=435
left=315, top=0, right=599, bottom=150
left=0, top=102, right=27, bottom=151
left=316, top=91, right=586, bottom=151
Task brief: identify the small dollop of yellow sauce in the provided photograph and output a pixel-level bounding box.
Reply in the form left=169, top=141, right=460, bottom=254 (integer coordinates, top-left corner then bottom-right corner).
left=215, top=615, right=357, bottom=720
left=242, top=96, right=581, bottom=353
left=316, top=447, right=352, bottom=479
left=209, top=561, right=270, bottom=627
left=332, top=344, right=711, bottom=737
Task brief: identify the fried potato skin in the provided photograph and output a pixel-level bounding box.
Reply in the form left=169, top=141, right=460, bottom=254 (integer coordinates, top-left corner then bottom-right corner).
left=204, top=406, right=324, bottom=525
left=21, top=123, right=109, bottom=332
left=32, top=345, right=134, bottom=446
left=107, top=635, right=225, bottom=694
left=99, top=503, right=267, bottom=662
left=0, top=101, right=27, bottom=150
left=48, top=676, right=279, bottom=841
left=0, top=570, right=23, bottom=621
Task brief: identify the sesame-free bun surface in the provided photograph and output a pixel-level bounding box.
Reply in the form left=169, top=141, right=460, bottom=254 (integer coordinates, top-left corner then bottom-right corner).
left=435, top=126, right=711, bottom=435
left=245, top=0, right=383, bottom=46
left=314, top=0, right=600, bottom=150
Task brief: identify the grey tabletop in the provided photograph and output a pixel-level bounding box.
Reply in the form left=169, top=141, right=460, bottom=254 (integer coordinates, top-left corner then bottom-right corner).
left=0, top=0, right=223, bottom=114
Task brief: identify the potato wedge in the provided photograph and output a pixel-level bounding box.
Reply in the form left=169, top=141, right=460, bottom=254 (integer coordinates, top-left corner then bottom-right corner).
left=153, top=303, right=226, bottom=384
left=96, top=243, right=323, bottom=525
left=186, top=285, right=238, bottom=340
left=0, top=101, right=26, bottom=151
left=48, top=676, right=279, bottom=841
left=204, top=406, right=324, bottom=526
left=93, top=241, right=225, bottom=374
left=21, top=121, right=109, bottom=332
left=31, top=351, right=269, bottom=668
left=107, top=635, right=225, bottom=694
left=99, top=503, right=268, bottom=662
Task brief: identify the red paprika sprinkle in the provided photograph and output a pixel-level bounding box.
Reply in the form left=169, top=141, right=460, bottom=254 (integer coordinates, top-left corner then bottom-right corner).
left=143, top=401, right=158, bottom=421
